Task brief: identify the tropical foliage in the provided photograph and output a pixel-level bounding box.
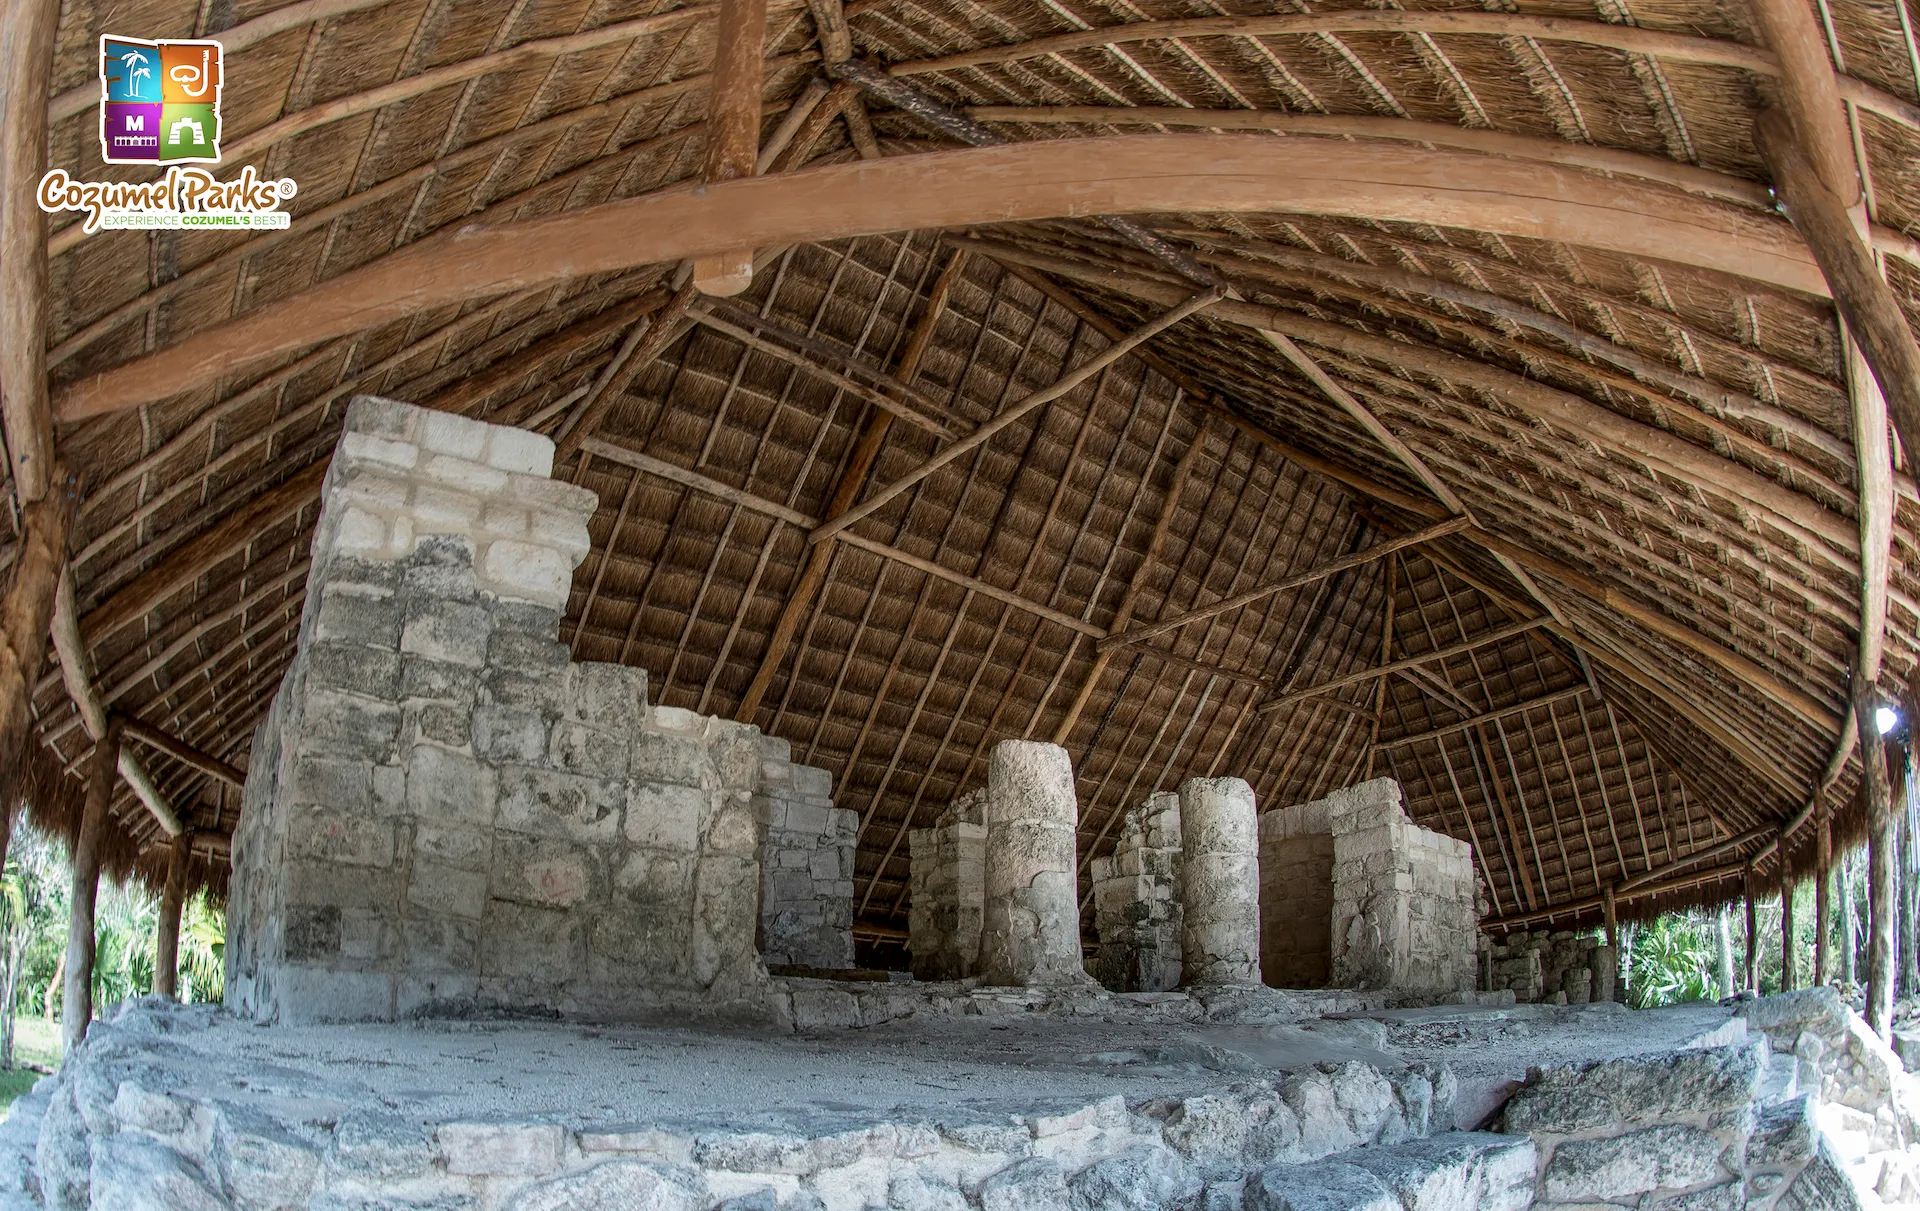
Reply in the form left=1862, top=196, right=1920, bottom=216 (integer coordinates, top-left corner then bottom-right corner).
left=1624, top=914, right=1720, bottom=1009
left=0, top=823, right=224, bottom=1067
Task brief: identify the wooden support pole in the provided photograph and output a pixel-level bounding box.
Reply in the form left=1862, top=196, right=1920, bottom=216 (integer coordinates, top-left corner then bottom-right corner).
left=732, top=248, right=966, bottom=723
left=1782, top=875, right=1799, bottom=991
left=1745, top=857, right=1760, bottom=994
left=63, top=716, right=121, bottom=1054
left=691, top=0, right=767, bottom=296
left=1051, top=428, right=1206, bottom=747
left=1859, top=679, right=1896, bottom=1037
left=0, top=472, right=76, bottom=834
left=121, top=719, right=248, bottom=790
left=1757, top=109, right=1920, bottom=474
left=811, top=289, right=1221, bottom=548
left=154, top=830, right=191, bottom=1000
left=0, top=0, right=59, bottom=502
left=1602, top=884, right=1618, bottom=1002
left=1746, top=0, right=1860, bottom=207
left=1816, top=797, right=1833, bottom=984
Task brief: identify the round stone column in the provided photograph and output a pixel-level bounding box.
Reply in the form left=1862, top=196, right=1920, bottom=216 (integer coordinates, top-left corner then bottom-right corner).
left=978, top=740, right=1087, bottom=986
left=1178, top=776, right=1261, bottom=986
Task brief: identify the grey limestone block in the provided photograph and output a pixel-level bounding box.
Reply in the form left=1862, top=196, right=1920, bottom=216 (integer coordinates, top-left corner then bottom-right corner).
left=979, top=741, right=1085, bottom=988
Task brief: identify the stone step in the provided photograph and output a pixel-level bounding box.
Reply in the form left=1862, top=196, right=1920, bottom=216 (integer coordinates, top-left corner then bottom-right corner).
left=1244, top=1131, right=1536, bottom=1211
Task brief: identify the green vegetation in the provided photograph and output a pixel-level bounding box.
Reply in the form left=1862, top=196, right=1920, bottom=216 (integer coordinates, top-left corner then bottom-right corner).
left=0, top=825, right=224, bottom=1108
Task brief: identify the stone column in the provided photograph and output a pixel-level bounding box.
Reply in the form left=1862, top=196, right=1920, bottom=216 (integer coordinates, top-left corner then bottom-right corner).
left=1177, top=776, right=1261, bottom=986
left=978, top=740, right=1085, bottom=986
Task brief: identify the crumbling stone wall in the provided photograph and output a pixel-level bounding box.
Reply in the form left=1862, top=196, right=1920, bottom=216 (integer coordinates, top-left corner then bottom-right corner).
left=1179, top=778, right=1262, bottom=987
left=1260, top=778, right=1479, bottom=994
left=1489, top=930, right=1616, bottom=1004
left=1089, top=791, right=1183, bottom=993
left=756, top=737, right=855, bottom=969
left=227, top=396, right=835, bottom=1023
left=1497, top=1036, right=1854, bottom=1210
left=907, top=789, right=986, bottom=981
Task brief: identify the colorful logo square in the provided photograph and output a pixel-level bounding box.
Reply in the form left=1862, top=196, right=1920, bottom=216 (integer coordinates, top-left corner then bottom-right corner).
left=158, top=103, right=219, bottom=162
left=100, top=35, right=225, bottom=164
left=102, top=38, right=162, bottom=103
left=160, top=41, right=221, bottom=104
left=102, top=102, right=162, bottom=160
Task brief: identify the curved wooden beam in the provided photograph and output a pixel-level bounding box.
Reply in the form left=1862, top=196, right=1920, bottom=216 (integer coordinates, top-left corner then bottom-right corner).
left=52, top=133, right=1824, bottom=421
left=1746, top=0, right=1859, bottom=205
left=890, top=11, right=1920, bottom=139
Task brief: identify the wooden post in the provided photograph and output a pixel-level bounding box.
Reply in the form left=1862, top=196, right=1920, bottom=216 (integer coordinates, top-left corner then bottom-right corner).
left=1781, top=876, right=1798, bottom=992
left=1602, top=885, right=1618, bottom=1003
left=1858, top=679, right=1896, bottom=1038
left=63, top=716, right=121, bottom=1054
left=1816, top=798, right=1833, bottom=984
left=1744, top=858, right=1759, bottom=993
left=732, top=249, right=966, bottom=723
left=0, top=0, right=60, bottom=502
left=1755, top=110, right=1920, bottom=475
left=154, top=830, right=192, bottom=1000
left=0, top=473, right=77, bottom=848
left=691, top=0, right=768, bottom=296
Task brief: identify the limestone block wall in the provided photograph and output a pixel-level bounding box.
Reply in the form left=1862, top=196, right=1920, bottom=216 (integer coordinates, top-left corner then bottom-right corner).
left=1490, top=930, right=1615, bottom=1004
left=757, top=736, right=855, bottom=969
left=1259, top=778, right=1478, bottom=994
left=227, top=396, right=787, bottom=1023
left=1089, top=791, right=1183, bottom=993
left=907, top=790, right=986, bottom=981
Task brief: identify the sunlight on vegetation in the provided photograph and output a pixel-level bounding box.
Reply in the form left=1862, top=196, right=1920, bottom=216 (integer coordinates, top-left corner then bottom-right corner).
left=0, top=825, right=224, bottom=1109
left=1624, top=915, right=1719, bottom=1009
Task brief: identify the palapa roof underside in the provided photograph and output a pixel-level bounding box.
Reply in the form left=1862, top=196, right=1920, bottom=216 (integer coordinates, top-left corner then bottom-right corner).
left=6, top=0, right=1917, bottom=936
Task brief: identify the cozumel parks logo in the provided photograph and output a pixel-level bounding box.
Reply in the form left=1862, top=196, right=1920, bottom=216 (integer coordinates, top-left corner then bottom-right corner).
left=102, top=35, right=222, bottom=163
left=36, top=35, right=295, bottom=235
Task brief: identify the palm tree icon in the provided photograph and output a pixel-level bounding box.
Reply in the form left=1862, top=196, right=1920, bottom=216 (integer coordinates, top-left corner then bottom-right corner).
left=118, top=48, right=152, bottom=90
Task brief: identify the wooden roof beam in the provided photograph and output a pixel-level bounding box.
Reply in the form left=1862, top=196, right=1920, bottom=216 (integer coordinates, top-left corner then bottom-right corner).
left=694, top=0, right=769, bottom=297
left=1375, top=684, right=1589, bottom=751
left=53, top=133, right=1827, bottom=422
left=1258, top=617, right=1545, bottom=715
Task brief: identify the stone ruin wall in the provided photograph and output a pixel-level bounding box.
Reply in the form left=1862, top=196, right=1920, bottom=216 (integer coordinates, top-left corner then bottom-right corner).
left=1257, top=806, right=1335, bottom=989
left=755, top=737, right=855, bottom=970
left=907, top=789, right=985, bottom=981
left=1089, top=790, right=1182, bottom=993
left=1489, top=929, right=1618, bottom=1004
left=1260, top=777, right=1480, bottom=995
left=227, top=396, right=847, bottom=1023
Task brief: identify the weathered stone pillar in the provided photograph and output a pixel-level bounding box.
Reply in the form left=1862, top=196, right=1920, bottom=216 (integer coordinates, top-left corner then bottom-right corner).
left=1177, top=777, right=1261, bottom=986
left=978, top=740, right=1084, bottom=986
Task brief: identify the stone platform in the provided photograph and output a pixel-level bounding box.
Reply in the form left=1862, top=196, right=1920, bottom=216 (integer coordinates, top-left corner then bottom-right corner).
left=5, top=989, right=1905, bottom=1210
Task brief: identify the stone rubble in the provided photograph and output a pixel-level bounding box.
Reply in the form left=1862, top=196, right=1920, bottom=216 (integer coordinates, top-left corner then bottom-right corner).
left=1089, top=792, right=1183, bottom=994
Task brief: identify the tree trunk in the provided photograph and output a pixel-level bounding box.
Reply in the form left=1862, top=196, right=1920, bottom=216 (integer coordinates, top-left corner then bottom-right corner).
left=1817, top=801, right=1833, bottom=985
left=62, top=718, right=119, bottom=1055
left=1716, top=907, right=1736, bottom=999
left=154, top=831, right=190, bottom=1000
left=1900, top=789, right=1916, bottom=999
left=43, top=949, right=61, bottom=1023
left=1782, top=881, right=1799, bottom=992
left=1859, top=681, right=1896, bottom=1039
left=0, top=478, right=76, bottom=852
left=1844, top=851, right=1859, bottom=986
left=1745, top=861, right=1760, bottom=993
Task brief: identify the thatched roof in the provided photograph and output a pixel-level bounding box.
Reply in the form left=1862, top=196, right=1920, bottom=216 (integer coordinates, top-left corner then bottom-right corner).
left=9, top=0, right=1917, bottom=935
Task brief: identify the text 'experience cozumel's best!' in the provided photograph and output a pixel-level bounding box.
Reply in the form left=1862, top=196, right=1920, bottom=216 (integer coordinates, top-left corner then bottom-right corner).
left=36, top=34, right=297, bottom=235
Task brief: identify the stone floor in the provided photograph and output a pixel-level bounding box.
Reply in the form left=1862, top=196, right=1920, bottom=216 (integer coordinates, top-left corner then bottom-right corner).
left=1, top=986, right=1900, bottom=1210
